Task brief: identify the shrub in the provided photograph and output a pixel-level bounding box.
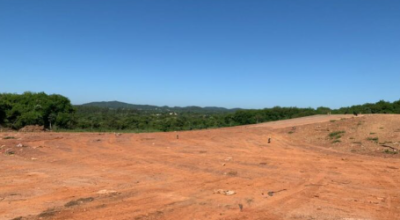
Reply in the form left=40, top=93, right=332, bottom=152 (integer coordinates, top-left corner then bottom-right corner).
left=383, top=149, right=398, bottom=154
left=367, top=137, right=379, bottom=143
left=329, top=131, right=345, bottom=139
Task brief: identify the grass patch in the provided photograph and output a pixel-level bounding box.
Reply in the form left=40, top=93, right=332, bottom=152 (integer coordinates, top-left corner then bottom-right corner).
left=2, top=136, right=16, bottom=139
left=226, top=171, right=238, bottom=176
left=383, top=149, right=398, bottom=155
left=352, top=141, right=362, bottom=145
left=349, top=137, right=355, bottom=140
left=367, top=137, right=379, bottom=143
left=329, top=131, right=345, bottom=139
left=370, top=132, right=376, bottom=135
left=332, top=139, right=341, bottom=144
left=288, top=131, right=294, bottom=134
left=330, top=120, right=336, bottom=123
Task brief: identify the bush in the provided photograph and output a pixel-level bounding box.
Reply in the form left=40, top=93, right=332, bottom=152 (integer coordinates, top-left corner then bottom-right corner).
left=329, top=131, right=345, bottom=139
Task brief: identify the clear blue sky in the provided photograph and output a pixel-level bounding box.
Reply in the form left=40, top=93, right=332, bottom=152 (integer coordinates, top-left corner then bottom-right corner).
left=1, top=0, right=399, bottom=109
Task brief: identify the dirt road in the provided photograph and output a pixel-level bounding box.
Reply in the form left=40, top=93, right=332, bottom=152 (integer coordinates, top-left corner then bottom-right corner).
left=1, top=115, right=399, bottom=220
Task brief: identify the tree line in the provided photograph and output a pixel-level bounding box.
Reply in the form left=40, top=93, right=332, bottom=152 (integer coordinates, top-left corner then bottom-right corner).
left=1, top=92, right=400, bottom=132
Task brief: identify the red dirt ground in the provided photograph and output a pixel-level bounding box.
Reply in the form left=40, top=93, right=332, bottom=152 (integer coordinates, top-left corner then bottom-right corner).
left=1, top=115, right=399, bottom=220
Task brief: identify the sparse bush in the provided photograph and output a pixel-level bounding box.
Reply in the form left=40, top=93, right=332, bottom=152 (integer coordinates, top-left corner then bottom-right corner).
left=226, top=171, right=238, bottom=176
left=367, top=137, right=379, bottom=143
left=332, top=139, right=341, bottom=144
left=383, top=149, right=398, bottom=155
left=3, top=136, right=16, bottom=139
left=329, top=131, right=345, bottom=139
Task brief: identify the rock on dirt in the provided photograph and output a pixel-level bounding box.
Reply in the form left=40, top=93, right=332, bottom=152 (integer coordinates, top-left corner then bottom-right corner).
left=97, top=189, right=117, bottom=195
left=214, top=189, right=236, bottom=196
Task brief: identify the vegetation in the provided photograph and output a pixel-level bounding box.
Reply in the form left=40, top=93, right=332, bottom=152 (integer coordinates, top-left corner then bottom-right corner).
left=383, top=149, right=398, bottom=155
left=333, top=100, right=400, bottom=114
left=82, top=101, right=239, bottom=114
left=329, top=131, right=345, bottom=139
left=367, top=137, right=379, bottom=143
left=1, top=92, right=400, bottom=133
left=0, top=92, right=74, bottom=130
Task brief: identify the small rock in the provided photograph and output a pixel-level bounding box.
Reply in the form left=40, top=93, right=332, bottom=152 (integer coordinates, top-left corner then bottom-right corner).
left=97, top=189, right=117, bottom=195
left=214, top=189, right=236, bottom=196
left=224, top=157, right=233, bottom=161
left=16, top=143, right=23, bottom=148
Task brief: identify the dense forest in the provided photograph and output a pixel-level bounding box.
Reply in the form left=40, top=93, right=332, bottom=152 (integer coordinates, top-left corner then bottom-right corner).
left=1, top=92, right=400, bottom=132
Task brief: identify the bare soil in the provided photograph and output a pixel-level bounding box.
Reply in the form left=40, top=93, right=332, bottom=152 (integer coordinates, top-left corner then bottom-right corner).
left=1, top=115, right=399, bottom=220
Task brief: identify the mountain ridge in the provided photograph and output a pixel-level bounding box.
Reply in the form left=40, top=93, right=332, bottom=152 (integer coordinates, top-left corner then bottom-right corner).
left=79, top=101, right=241, bottom=113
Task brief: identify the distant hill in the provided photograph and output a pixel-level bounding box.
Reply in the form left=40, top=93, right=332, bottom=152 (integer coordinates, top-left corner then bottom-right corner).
left=79, top=101, right=240, bottom=113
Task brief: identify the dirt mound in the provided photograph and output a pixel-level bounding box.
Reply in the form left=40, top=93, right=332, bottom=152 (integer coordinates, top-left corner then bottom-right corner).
left=19, top=125, right=45, bottom=132
left=0, top=126, right=14, bottom=132
left=281, top=114, right=400, bottom=157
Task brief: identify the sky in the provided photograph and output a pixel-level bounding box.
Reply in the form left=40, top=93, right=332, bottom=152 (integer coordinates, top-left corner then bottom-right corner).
left=1, top=0, right=399, bottom=109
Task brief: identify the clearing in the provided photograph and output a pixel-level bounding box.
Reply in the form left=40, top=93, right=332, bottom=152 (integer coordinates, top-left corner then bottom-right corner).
left=1, top=114, right=399, bottom=220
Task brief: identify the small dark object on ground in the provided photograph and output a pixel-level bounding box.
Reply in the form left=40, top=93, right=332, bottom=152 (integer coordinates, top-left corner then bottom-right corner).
left=64, top=197, right=94, bottom=207
left=268, top=138, right=271, bottom=143
left=238, top=203, right=243, bottom=212
left=381, top=144, right=398, bottom=151
left=38, top=208, right=57, bottom=218
left=267, top=189, right=287, bottom=197
left=3, top=136, right=16, bottom=139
